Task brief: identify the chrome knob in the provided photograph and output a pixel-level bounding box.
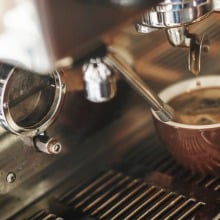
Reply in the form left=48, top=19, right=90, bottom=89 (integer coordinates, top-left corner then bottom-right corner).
left=83, top=58, right=117, bottom=103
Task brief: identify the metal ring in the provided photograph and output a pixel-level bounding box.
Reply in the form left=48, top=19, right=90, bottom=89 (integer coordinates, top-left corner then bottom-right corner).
left=0, top=66, right=65, bottom=137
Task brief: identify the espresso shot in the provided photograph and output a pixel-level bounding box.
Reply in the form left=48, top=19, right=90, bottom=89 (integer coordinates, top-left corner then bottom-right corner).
left=168, top=87, right=220, bottom=125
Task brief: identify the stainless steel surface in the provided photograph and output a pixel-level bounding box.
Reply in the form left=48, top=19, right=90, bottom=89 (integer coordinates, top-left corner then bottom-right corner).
left=83, top=58, right=117, bottom=103
left=105, top=52, right=174, bottom=122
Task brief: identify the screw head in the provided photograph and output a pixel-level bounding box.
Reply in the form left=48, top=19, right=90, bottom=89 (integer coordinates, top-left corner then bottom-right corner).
left=3, top=102, right=8, bottom=109
left=6, top=172, right=16, bottom=183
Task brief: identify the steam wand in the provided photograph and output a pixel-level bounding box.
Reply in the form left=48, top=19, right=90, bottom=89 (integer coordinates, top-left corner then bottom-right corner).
left=105, top=53, right=174, bottom=122
left=83, top=52, right=174, bottom=122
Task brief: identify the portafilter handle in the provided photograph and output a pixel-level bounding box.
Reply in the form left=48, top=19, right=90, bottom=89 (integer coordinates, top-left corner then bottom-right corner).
left=0, top=61, right=65, bottom=154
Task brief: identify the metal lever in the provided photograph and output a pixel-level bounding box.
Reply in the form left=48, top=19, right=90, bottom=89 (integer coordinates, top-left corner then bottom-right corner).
left=104, top=52, right=174, bottom=122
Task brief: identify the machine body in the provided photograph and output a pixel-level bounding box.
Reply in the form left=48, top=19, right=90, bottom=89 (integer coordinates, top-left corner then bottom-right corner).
left=0, top=0, right=219, bottom=219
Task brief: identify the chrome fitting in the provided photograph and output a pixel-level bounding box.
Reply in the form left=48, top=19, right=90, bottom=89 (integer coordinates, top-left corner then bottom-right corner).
left=83, top=57, right=117, bottom=103
left=137, top=0, right=212, bottom=75
left=34, top=133, right=62, bottom=154
left=140, top=0, right=212, bottom=29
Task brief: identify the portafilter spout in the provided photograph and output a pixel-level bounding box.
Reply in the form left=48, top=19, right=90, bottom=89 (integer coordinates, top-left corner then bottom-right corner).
left=104, top=52, right=174, bottom=122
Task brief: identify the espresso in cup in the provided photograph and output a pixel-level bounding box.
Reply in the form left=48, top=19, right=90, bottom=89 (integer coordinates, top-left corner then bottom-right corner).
left=168, top=87, right=220, bottom=125
left=151, top=76, right=220, bottom=174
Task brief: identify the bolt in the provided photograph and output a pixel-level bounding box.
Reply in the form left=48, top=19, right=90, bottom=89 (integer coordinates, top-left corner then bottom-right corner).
left=3, top=102, right=8, bottom=109
left=6, top=172, right=16, bottom=183
left=49, top=141, right=62, bottom=154
left=35, top=129, right=40, bottom=135
left=34, top=133, right=62, bottom=155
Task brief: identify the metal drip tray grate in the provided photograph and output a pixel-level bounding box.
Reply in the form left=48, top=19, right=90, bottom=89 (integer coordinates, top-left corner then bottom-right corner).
left=59, top=170, right=205, bottom=219
left=19, top=135, right=220, bottom=220
left=28, top=210, right=63, bottom=220
left=57, top=135, right=220, bottom=219
left=119, top=135, right=220, bottom=193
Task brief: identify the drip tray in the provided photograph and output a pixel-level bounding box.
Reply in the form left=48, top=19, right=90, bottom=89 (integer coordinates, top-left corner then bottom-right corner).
left=15, top=135, right=220, bottom=220
left=59, top=170, right=205, bottom=219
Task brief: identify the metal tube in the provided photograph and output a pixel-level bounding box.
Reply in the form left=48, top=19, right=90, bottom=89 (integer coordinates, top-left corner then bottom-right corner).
left=104, top=52, right=174, bottom=122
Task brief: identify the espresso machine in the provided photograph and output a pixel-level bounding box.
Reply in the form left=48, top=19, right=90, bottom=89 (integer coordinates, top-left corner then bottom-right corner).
left=0, top=0, right=220, bottom=219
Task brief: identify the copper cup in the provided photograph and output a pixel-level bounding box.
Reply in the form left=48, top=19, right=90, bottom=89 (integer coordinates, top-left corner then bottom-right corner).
left=152, top=75, right=220, bottom=174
